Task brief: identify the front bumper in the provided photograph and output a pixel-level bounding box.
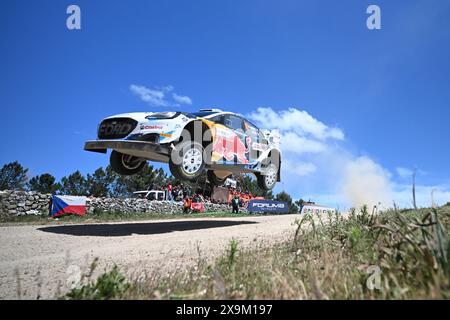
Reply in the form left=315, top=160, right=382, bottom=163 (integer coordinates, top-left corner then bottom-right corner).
left=84, top=140, right=171, bottom=159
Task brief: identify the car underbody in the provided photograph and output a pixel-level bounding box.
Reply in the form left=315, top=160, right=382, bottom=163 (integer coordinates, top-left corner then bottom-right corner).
left=84, top=139, right=276, bottom=176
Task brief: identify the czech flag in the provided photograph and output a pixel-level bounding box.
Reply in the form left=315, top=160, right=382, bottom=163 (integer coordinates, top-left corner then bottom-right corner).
left=51, top=195, right=86, bottom=218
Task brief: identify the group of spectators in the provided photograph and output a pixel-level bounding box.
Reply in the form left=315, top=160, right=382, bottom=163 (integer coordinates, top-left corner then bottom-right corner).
left=182, top=193, right=205, bottom=213
left=161, top=179, right=259, bottom=214
left=160, top=181, right=192, bottom=202
left=165, top=180, right=207, bottom=214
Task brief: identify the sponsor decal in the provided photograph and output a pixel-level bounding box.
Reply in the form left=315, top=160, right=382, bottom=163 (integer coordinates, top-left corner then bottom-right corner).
left=248, top=200, right=289, bottom=213
left=140, top=125, right=164, bottom=130
left=99, top=121, right=134, bottom=137
left=245, top=162, right=260, bottom=170
left=159, top=130, right=175, bottom=141
left=215, top=127, right=235, bottom=139
left=212, top=127, right=251, bottom=164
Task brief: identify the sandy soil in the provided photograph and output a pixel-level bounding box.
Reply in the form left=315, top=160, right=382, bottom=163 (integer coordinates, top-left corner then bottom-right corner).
left=0, top=214, right=300, bottom=299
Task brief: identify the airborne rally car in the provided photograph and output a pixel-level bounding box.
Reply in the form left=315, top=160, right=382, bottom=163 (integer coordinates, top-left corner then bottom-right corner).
left=84, top=109, right=281, bottom=190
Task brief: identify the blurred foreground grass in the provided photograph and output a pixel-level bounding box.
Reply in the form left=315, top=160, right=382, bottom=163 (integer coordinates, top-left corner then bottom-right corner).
left=64, top=205, right=450, bottom=299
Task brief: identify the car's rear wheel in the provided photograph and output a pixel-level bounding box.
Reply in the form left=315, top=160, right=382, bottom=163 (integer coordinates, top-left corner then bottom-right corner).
left=169, top=141, right=205, bottom=181
left=256, top=163, right=278, bottom=190
left=110, top=150, right=146, bottom=175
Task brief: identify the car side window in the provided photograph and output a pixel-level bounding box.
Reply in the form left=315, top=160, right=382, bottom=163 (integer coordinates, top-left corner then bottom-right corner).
left=224, top=115, right=244, bottom=132
left=243, top=120, right=258, bottom=135
left=209, top=115, right=225, bottom=125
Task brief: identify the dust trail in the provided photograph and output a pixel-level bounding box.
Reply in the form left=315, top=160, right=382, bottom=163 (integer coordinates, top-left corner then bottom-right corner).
left=342, top=156, right=393, bottom=208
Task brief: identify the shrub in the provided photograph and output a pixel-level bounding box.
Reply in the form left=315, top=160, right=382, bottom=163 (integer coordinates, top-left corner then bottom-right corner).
left=65, top=265, right=129, bottom=300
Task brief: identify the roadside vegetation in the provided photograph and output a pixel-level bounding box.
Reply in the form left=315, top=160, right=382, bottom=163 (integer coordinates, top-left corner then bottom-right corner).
left=62, top=204, right=450, bottom=300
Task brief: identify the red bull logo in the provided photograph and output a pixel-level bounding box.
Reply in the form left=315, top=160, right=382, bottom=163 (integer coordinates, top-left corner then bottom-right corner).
left=213, top=128, right=250, bottom=164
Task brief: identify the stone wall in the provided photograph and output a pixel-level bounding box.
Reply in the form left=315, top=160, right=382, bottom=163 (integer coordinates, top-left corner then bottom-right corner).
left=0, top=190, right=51, bottom=216
left=85, top=196, right=235, bottom=215
left=0, top=190, right=238, bottom=217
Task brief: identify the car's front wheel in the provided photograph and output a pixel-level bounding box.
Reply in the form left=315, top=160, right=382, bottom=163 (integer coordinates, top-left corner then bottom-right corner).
left=110, top=150, right=146, bottom=175
left=169, top=141, right=205, bottom=181
left=256, top=163, right=278, bottom=190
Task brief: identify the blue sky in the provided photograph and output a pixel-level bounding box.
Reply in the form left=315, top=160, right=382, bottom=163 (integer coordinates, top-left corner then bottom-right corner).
left=1, top=0, right=449, bottom=208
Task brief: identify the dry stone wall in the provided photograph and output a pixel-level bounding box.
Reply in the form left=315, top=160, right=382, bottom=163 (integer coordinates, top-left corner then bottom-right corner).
left=0, top=190, right=238, bottom=217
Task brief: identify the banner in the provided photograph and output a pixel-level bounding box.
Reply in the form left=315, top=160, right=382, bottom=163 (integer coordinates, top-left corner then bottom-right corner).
left=247, top=200, right=289, bottom=214
left=51, top=195, right=86, bottom=218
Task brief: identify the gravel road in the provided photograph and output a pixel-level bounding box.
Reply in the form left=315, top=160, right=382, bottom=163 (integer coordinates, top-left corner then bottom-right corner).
left=0, top=214, right=300, bottom=299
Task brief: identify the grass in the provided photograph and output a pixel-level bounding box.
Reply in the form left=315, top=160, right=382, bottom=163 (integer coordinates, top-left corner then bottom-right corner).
left=0, top=210, right=251, bottom=226
left=62, top=204, right=450, bottom=300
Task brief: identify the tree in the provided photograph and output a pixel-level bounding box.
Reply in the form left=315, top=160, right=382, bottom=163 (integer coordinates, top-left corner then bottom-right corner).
left=59, top=170, right=88, bottom=196
left=109, top=174, right=129, bottom=198
left=276, top=191, right=298, bottom=214
left=28, top=173, right=60, bottom=194
left=153, top=168, right=168, bottom=188
left=86, top=167, right=115, bottom=197
left=108, top=163, right=169, bottom=198
left=0, top=161, right=28, bottom=191
left=190, top=172, right=210, bottom=196
left=235, top=173, right=273, bottom=198
left=122, top=163, right=160, bottom=195
left=294, top=199, right=306, bottom=213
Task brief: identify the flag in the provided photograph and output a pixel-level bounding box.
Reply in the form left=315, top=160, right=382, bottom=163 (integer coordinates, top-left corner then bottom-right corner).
left=51, top=195, right=86, bottom=218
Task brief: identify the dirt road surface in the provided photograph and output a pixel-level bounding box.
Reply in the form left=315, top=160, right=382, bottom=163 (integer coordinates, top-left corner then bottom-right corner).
left=0, top=214, right=300, bottom=299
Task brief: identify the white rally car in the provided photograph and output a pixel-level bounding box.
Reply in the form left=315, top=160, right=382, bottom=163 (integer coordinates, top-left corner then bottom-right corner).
left=84, top=109, right=281, bottom=190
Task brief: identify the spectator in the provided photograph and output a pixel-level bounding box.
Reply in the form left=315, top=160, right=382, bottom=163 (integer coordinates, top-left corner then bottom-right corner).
left=183, top=184, right=191, bottom=198
left=183, top=197, right=192, bottom=213
left=166, top=180, right=173, bottom=201
left=231, top=195, right=240, bottom=214
left=175, top=187, right=183, bottom=202
left=171, top=186, right=177, bottom=201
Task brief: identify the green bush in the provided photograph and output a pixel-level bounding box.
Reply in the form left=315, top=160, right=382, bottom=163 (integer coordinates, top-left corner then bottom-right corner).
left=65, top=265, right=129, bottom=300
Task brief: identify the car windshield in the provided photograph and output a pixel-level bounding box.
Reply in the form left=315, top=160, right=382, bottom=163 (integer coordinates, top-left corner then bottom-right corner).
left=191, top=112, right=218, bottom=118
left=146, top=112, right=178, bottom=119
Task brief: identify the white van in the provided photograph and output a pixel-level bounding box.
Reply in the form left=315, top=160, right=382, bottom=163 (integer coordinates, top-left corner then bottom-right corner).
left=300, top=204, right=336, bottom=215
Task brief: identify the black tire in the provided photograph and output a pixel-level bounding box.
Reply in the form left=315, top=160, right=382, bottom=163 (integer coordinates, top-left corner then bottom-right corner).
left=256, top=163, right=278, bottom=190
left=207, top=170, right=230, bottom=186
left=110, top=150, right=145, bottom=175
left=169, top=140, right=205, bottom=181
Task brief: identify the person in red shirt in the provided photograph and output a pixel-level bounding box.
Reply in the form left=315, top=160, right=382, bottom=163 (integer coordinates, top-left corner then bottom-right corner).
left=167, top=180, right=173, bottom=201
